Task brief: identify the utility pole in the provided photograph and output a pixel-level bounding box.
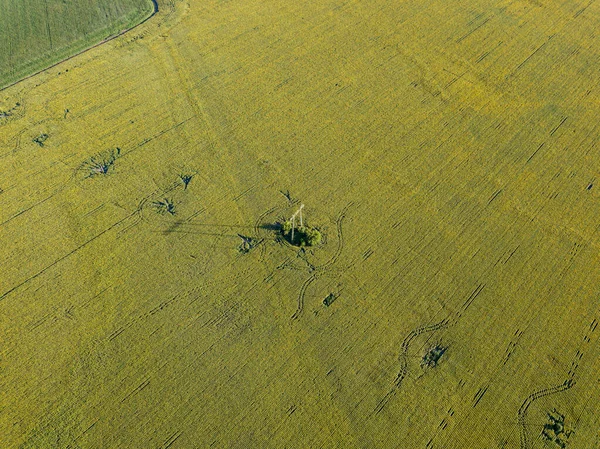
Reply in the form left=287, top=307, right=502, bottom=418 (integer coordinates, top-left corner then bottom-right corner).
left=290, top=204, right=304, bottom=242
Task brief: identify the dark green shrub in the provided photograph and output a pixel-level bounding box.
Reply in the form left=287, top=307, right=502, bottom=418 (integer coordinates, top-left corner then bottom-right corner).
left=82, top=147, right=120, bottom=177
left=280, top=220, right=322, bottom=247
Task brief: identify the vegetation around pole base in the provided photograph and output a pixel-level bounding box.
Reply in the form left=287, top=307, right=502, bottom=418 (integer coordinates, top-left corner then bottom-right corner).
left=281, top=220, right=322, bottom=247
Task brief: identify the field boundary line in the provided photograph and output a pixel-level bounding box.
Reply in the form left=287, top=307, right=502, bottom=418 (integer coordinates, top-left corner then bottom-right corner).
left=0, top=0, right=159, bottom=93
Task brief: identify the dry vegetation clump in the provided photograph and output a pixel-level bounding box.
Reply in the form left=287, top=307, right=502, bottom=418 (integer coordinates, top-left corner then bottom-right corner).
left=0, top=102, right=20, bottom=118
left=237, top=234, right=258, bottom=253
left=323, top=293, right=338, bottom=307
left=179, top=173, right=194, bottom=189
left=32, top=133, right=49, bottom=147
left=152, top=197, right=176, bottom=215
left=421, top=345, right=447, bottom=368
left=542, top=409, right=573, bottom=448
left=81, top=147, right=120, bottom=177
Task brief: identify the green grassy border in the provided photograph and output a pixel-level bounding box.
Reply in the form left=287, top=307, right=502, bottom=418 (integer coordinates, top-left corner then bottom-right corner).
left=0, top=0, right=156, bottom=91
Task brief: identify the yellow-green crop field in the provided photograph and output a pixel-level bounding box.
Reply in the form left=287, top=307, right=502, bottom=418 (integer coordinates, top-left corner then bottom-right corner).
left=2, top=0, right=600, bottom=447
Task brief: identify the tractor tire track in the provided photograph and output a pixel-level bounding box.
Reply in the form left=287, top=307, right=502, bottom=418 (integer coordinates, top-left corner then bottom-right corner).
left=289, top=202, right=353, bottom=319
left=517, top=317, right=598, bottom=449
left=374, top=283, right=485, bottom=414
left=316, top=202, right=353, bottom=271
left=374, top=318, right=451, bottom=414
left=291, top=274, right=318, bottom=320
left=518, top=379, right=574, bottom=449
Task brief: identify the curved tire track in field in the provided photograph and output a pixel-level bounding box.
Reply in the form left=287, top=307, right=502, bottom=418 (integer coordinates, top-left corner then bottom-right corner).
left=290, top=202, right=353, bottom=320
left=315, top=202, right=353, bottom=271
left=518, top=379, right=574, bottom=449
left=253, top=205, right=280, bottom=234
left=374, top=283, right=485, bottom=414
left=119, top=175, right=195, bottom=237
left=291, top=274, right=318, bottom=320
left=517, top=317, right=598, bottom=449
left=253, top=204, right=286, bottom=261
left=374, top=318, right=450, bottom=414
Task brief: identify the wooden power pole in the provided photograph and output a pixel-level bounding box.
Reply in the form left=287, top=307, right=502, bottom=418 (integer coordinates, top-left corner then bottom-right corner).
left=290, top=204, right=304, bottom=242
